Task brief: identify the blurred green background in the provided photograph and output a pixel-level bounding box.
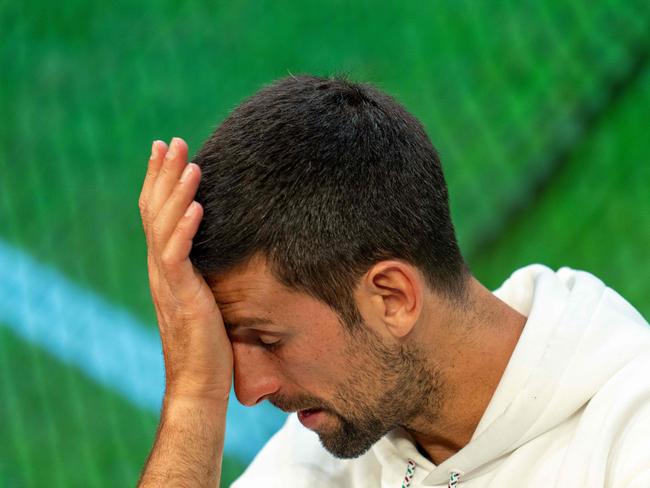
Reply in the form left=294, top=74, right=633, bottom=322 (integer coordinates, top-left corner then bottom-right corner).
left=1, top=1, right=649, bottom=486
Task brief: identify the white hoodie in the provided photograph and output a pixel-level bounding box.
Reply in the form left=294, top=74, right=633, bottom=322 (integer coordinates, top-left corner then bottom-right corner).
left=231, top=265, right=650, bottom=487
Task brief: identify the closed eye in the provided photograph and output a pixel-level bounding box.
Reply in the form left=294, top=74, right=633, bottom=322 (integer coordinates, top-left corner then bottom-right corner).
left=257, top=336, right=282, bottom=351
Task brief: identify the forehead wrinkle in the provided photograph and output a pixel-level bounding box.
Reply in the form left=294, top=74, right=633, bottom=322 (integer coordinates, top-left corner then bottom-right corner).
left=209, top=282, right=252, bottom=308
left=210, top=278, right=273, bottom=304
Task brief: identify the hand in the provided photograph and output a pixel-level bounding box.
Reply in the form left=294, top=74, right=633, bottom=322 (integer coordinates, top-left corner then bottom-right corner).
left=138, top=137, right=233, bottom=402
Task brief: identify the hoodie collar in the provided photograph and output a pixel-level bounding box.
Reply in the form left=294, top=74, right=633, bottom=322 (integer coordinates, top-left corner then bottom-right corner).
left=423, top=264, right=575, bottom=484
left=373, top=263, right=628, bottom=485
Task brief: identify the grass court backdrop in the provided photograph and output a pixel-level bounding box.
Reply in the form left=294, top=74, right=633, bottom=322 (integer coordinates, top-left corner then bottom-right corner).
left=1, top=1, right=649, bottom=486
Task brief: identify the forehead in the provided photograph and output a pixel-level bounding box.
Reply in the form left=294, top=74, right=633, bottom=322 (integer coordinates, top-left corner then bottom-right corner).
left=207, top=255, right=281, bottom=315
left=207, top=254, right=339, bottom=327
left=208, top=254, right=269, bottom=293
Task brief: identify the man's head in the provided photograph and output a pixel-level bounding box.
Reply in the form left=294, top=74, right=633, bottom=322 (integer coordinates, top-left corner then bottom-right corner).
left=190, top=74, right=470, bottom=457
left=208, top=253, right=447, bottom=459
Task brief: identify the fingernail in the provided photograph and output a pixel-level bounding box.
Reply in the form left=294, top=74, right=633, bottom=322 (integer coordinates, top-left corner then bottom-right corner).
left=180, top=163, right=194, bottom=183
left=184, top=201, right=197, bottom=217
left=166, top=138, right=178, bottom=159
left=150, top=141, right=157, bottom=159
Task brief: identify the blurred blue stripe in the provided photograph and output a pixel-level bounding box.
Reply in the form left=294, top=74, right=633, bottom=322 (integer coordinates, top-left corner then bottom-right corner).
left=0, top=239, right=286, bottom=462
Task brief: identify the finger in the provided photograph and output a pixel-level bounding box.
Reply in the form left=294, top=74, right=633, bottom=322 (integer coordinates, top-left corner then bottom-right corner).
left=150, top=163, right=201, bottom=252
left=159, top=201, right=205, bottom=299
left=139, top=140, right=169, bottom=228
left=147, top=137, right=189, bottom=223
left=147, top=250, right=171, bottom=332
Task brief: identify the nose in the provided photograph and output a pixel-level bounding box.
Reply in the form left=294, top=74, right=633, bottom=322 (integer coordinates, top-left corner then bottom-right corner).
left=232, top=342, right=281, bottom=407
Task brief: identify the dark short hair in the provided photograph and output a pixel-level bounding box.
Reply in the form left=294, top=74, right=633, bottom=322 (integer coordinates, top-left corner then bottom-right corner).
left=190, top=74, right=469, bottom=329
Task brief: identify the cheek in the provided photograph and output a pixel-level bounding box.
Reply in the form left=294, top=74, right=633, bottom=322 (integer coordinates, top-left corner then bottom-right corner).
left=232, top=341, right=280, bottom=376
left=280, top=339, right=349, bottom=392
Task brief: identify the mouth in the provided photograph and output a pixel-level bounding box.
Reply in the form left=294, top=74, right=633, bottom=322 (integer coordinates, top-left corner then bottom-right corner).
left=297, top=408, right=325, bottom=429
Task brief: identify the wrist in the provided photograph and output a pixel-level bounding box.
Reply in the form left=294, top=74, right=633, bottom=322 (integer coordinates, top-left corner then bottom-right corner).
left=139, top=389, right=227, bottom=487
left=162, top=392, right=229, bottom=421
left=164, top=377, right=231, bottom=404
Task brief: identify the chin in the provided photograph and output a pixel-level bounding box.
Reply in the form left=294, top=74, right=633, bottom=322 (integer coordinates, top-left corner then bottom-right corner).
left=319, top=438, right=375, bottom=459
left=317, top=427, right=385, bottom=459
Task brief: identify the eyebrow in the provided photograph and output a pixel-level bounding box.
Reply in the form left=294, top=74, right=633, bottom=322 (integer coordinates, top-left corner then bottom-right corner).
left=223, top=317, right=276, bottom=331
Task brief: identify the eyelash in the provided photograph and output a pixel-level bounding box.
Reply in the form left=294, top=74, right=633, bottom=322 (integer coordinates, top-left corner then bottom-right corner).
left=258, top=337, right=282, bottom=351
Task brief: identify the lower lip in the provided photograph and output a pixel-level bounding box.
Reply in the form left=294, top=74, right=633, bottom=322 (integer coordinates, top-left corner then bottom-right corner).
left=297, top=408, right=325, bottom=429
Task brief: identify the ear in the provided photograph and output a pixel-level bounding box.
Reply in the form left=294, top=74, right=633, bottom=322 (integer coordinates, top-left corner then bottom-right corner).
left=355, top=260, right=424, bottom=339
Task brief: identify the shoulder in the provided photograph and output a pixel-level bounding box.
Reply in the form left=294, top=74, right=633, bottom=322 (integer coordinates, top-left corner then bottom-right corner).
left=568, top=354, right=650, bottom=486
left=581, top=353, right=650, bottom=436
left=230, top=414, right=377, bottom=487
left=603, top=354, right=650, bottom=484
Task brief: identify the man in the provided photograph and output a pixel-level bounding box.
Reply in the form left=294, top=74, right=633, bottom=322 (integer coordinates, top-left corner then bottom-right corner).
left=137, top=75, right=650, bottom=487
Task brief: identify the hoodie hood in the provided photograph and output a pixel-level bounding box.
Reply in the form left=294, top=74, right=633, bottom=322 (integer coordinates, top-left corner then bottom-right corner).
left=376, top=264, right=650, bottom=486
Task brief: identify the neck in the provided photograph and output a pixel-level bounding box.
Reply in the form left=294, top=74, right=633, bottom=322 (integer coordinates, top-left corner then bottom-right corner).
left=405, top=276, right=527, bottom=465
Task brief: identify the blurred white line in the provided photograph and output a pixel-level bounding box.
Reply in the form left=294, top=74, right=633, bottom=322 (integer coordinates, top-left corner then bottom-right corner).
left=0, top=239, right=285, bottom=462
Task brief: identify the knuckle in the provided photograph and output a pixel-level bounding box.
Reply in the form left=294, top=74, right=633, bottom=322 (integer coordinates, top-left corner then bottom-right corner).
left=145, top=169, right=158, bottom=185
left=138, top=197, right=148, bottom=215
left=160, top=248, right=177, bottom=269
left=151, top=221, right=165, bottom=241
left=159, top=162, right=174, bottom=178
left=171, top=179, right=186, bottom=198
left=173, top=217, right=188, bottom=235
left=172, top=222, right=193, bottom=249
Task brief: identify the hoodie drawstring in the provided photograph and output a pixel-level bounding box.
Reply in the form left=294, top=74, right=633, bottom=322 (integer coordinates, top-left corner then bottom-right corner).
left=400, top=460, right=461, bottom=487
left=448, top=470, right=461, bottom=487
left=401, top=459, right=416, bottom=487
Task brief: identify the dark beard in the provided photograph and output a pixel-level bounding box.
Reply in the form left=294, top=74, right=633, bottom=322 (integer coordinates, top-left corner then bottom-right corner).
left=318, top=330, right=441, bottom=459
left=269, top=324, right=442, bottom=459
left=316, top=408, right=394, bottom=458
